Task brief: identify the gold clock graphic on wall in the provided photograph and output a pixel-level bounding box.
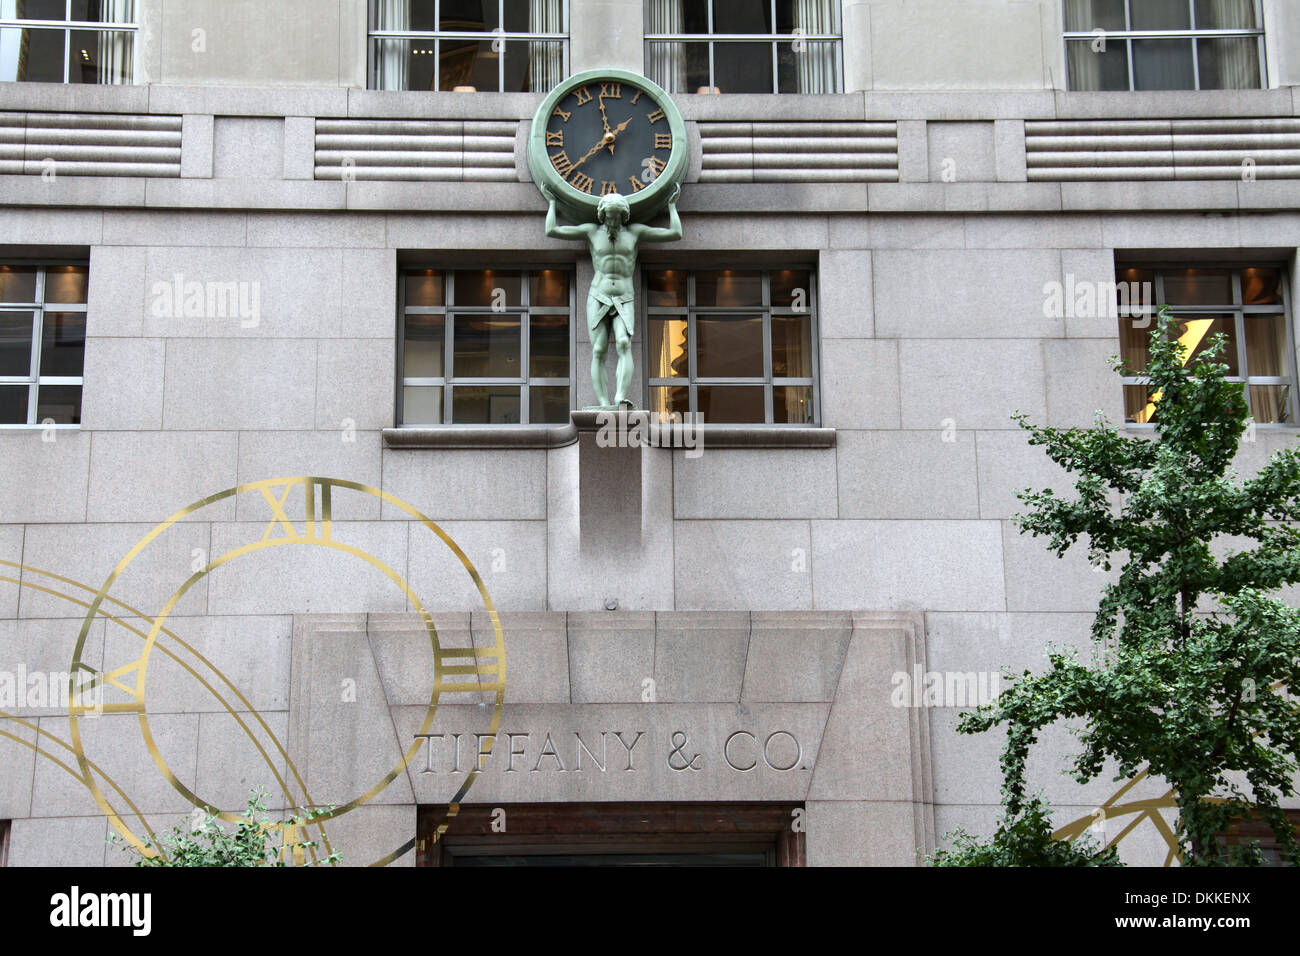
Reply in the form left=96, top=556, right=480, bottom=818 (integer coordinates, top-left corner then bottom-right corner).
left=65, top=476, right=506, bottom=867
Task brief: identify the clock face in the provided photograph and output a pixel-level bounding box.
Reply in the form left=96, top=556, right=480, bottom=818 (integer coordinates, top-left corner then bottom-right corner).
left=538, top=74, right=680, bottom=202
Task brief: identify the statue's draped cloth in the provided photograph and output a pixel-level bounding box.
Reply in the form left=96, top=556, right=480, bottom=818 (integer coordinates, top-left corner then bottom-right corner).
left=588, top=289, right=635, bottom=338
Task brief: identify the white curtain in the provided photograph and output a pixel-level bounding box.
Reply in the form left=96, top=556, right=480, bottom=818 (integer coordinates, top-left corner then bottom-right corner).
left=98, top=0, right=133, bottom=84
left=529, top=0, right=563, bottom=92
left=793, top=0, right=835, bottom=93
left=373, top=0, right=410, bottom=91
left=1196, top=0, right=1260, bottom=89
left=647, top=0, right=685, bottom=93
left=1064, top=0, right=1102, bottom=90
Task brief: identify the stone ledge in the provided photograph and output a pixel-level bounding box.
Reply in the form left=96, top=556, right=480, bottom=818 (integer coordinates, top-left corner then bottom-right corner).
left=570, top=410, right=836, bottom=449
left=382, top=424, right=577, bottom=449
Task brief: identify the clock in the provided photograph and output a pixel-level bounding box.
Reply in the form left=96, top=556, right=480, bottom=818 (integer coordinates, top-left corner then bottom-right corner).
left=529, top=68, right=687, bottom=222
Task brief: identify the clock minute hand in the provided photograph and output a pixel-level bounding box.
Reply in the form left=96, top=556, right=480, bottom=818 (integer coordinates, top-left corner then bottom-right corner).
left=569, top=136, right=611, bottom=173
left=605, top=117, right=632, bottom=154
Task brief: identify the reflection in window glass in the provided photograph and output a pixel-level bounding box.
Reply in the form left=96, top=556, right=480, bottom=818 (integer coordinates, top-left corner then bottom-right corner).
left=697, top=314, right=763, bottom=378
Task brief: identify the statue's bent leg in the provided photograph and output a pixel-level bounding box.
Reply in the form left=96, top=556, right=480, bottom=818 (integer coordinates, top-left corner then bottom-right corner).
left=589, top=316, right=611, bottom=407
left=613, top=321, right=634, bottom=407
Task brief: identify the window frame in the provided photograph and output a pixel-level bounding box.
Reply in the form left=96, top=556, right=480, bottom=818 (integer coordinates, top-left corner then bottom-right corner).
left=641, top=266, right=821, bottom=426
left=1061, top=0, right=1266, bottom=91
left=643, top=0, right=843, bottom=95
left=0, top=1, right=138, bottom=85
left=0, top=259, right=87, bottom=430
left=367, top=0, right=570, bottom=92
left=0, top=819, right=8, bottom=867
left=397, top=264, right=577, bottom=427
left=1117, top=261, right=1298, bottom=429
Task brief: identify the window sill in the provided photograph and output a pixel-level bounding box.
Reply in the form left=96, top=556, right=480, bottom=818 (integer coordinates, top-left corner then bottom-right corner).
left=383, top=424, right=577, bottom=449
left=570, top=411, right=836, bottom=448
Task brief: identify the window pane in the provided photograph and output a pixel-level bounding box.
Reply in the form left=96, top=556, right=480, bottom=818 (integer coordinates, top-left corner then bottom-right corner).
left=770, top=270, right=810, bottom=309
left=455, top=270, right=521, bottom=308
left=504, top=39, right=563, bottom=92
left=698, top=385, right=765, bottom=423
left=712, top=41, right=773, bottom=93
left=69, top=29, right=131, bottom=84
left=44, top=265, right=88, bottom=304
left=529, top=385, right=570, bottom=424
left=1066, top=37, right=1130, bottom=91
left=1241, top=267, right=1282, bottom=305
left=1131, top=0, right=1191, bottom=30
left=771, top=314, right=812, bottom=377
left=453, top=314, right=521, bottom=377
left=0, top=385, right=27, bottom=424
left=404, top=314, right=445, bottom=378
left=647, top=269, right=687, bottom=307
left=406, top=271, right=445, bottom=307
left=713, top=0, right=773, bottom=33
left=776, top=0, right=838, bottom=34
left=649, top=384, right=689, bottom=418
left=36, top=384, right=79, bottom=424
left=679, top=1, right=709, bottom=33
left=1124, top=384, right=1159, bottom=424
left=530, top=269, right=568, bottom=307
left=439, top=38, right=499, bottom=91
left=372, top=38, right=436, bottom=92
left=440, top=0, right=498, bottom=31
left=1245, top=316, right=1288, bottom=377
left=1173, top=315, right=1238, bottom=375
left=1116, top=267, right=1156, bottom=317
left=648, top=317, right=689, bottom=378
left=1197, top=37, right=1261, bottom=90
left=774, top=385, right=813, bottom=424
left=503, top=0, right=534, bottom=33
left=1, top=27, right=66, bottom=82
left=778, top=41, right=837, bottom=94
left=453, top=385, right=520, bottom=424
left=12, top=0, right=65, bottom=20
left=76, top=0, right=137, bottom=22
left=1133, top=38, right=1195, bottom=90
left=529, top=312, right=569, bottom=378
left=1163, top=268, right=1232, bottom=305
left=695, top=270, right=762, bottom=307
left=0, top=266, right=37, bottom=304
left=404, top=0, right=437, bottom=31
left=1195, top=0, right=1256, bottom=29
left=697, top=314, right=763, bottom=377
left=1249, top=385, right=1292, bottom=424
left=39, top=312, right=85, bottom=377
left=1063, top=0, right=1126, bottom=31
left=403, top=385, right=443, bottom=424
left=1118, top=316, right=1153, bottom=374
left=646, top=41, right=709, bottom=94
left=0, top=311, right=34, bottom=376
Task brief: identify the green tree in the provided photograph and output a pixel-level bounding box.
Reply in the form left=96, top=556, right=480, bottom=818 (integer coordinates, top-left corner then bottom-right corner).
left=111, top=787, right=341, bottom=867
left=941, top=306, right=1300, bottom=866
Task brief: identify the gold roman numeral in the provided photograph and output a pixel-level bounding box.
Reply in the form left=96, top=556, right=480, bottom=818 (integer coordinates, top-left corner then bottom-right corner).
left=599, top=82, right=621, bottom=98
left=545, top=130, right=563, bottom=146
left=600, top=181, right=618, bottom=195
left=573, top=86, right=592, bottom=105
left=259, top=480, right=333, bottom=544
left=552, top=106, right=571, bottom=122
left=644, top=155, right=667, bottom=176
left=630, top=90, right=642, bottom=105
left=655, top=133, right=673, bottom=150
left=627, top=175, right=644, bottom=192
left=550, top=151, right=575, bottom=176
left=569, top=172, right=595, bottom=193
left=436, top=647, right=505, bottom=694
left=646, top=108, right=665, bottom=124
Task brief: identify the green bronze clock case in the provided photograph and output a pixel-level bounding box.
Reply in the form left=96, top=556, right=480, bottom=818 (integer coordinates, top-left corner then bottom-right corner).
left=528, top=67, right=688, bottom=224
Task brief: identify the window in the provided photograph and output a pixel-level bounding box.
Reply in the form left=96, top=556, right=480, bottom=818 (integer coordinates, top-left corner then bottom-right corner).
left=644, top=267, right=817, bottom=425
left=399, top=267, right=573, bottom=425
left=0, top=262, right=86, bottom=427
left=369, top=0, right=567, bottom=92
left=0, top=1, right=135, bottom=84
left=0, top=820, right=8, bottom=866
left=646, top=0, right=841, bottom=94
left=1118, top=264, right=1295, bottom=426
left=1216, top=810, right=1299, bottom=864
left=1063, top=0, right=1264, bottom=90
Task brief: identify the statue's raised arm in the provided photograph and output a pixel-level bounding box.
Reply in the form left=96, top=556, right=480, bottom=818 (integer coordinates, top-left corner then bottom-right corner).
left=543, top=185, right=594, bottom=241
left=631, top=183, right=682, bottom=244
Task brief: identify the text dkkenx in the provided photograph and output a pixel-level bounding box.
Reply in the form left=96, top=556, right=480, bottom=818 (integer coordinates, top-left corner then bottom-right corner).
left=49, top=886, right=152, bottom=937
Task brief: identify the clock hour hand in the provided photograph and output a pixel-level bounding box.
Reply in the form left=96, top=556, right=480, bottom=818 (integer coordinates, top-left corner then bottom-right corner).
left=604, top=117, right=632, bottom=154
